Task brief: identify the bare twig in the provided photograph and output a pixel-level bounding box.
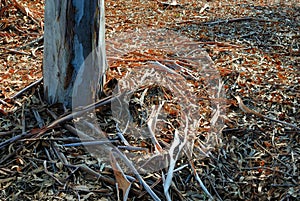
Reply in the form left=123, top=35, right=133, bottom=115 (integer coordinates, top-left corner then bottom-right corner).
left=254, top=140, right=290, bottom=169
left=0, top=130, right=20, bottom=137
left=0, top=95, right=116, bottom=150
left=32, top=109, right=44, bottom=128
left=163, top=129, right=187, bottom=201
left=11, top=0, right=41, bottom=26
left=0, top=48, right=30, bottom=55
left=16, top=36, right=43, bottom=50
left=0, top=132, right=29, bottom=150
left=117, top=145, right=148, bottom=151
left=147, top=103, right=165, bottom=153
left=66, top=163, right=116, bottom=185
left=112, top=147, right=161, bottom=201
left=43, top=160, right=64, bottom=185
left=21, top=104, right=25, bottom=134
left=0, top=99, right=9, bottom=106
left=10, top=77, right=43, bottom=99
left=63, top=140, right=117, bottom=147
left=116, top=122, right=130, bottom=146
left=191, top=161, right=214, bottom=200
left=138, top=177, right=162, bottom=199
left=34, top=94, right=119, bottom=138
left=235, top=96, right=300, bottom=131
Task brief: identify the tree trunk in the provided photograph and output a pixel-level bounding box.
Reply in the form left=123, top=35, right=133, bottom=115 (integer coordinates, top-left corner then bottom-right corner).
left=43, top=0, right=106, bottom=108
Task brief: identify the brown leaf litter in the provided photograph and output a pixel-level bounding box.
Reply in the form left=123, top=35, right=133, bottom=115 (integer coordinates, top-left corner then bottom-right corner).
left=0, top=0, right=299, bottom=200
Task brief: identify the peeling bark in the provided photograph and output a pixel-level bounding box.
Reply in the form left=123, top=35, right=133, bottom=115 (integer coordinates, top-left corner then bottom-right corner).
left=43, top=0, right=106, bottom=107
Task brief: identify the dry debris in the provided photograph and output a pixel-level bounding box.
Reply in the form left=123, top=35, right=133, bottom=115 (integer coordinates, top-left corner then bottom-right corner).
left=0, top=0, right=299, bottom=200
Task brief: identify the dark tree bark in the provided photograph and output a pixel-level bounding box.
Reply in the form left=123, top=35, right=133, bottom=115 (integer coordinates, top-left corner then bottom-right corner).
left=43, top=0, right=106, bottom=107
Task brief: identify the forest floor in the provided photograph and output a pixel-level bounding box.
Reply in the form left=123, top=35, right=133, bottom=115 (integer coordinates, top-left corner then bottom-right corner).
left=0, top=0, right=299, bottom=200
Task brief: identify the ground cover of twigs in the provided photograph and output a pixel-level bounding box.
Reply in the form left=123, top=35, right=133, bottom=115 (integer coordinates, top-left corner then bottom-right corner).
left=0, top=0, right=299, bottom=200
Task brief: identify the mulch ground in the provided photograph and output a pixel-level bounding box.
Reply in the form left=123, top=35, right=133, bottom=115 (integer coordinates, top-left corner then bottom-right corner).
left=0, top=0, right=299, bottom=200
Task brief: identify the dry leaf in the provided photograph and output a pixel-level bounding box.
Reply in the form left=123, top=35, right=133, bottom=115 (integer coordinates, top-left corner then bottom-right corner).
left=110, top=152, right=132, bottom=201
